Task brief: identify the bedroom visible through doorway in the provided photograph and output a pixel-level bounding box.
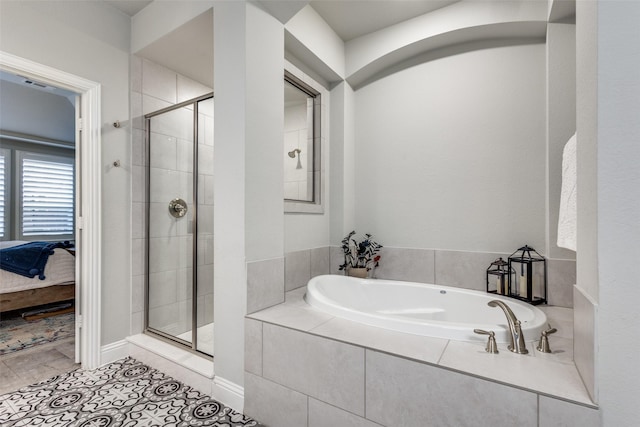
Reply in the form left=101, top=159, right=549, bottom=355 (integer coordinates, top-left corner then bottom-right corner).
left=0, top=70, right=79, bottom=362
left=1, top=51, right=103, bottom=372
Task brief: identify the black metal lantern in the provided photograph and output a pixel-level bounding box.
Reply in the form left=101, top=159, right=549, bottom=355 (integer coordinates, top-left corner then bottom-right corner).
left=486, top=258, right=514, bottom=296
left=507, top=245, right=547, bottom=305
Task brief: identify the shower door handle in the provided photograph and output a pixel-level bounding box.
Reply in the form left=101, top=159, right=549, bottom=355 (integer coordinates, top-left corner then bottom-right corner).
left=169, top=198, right=188, bottom=218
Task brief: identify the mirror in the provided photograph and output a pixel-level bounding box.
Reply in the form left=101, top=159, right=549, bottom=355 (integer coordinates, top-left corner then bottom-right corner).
left=284, top=72, right=318, bottom=203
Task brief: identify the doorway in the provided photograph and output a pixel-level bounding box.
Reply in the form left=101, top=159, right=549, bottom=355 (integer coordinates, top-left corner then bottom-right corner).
left=0, top=69, right=77, bottom=363
left=0, top=51, right=102, bottom=370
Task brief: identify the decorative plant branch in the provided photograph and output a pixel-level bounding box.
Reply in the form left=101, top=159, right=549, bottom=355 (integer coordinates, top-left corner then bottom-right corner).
left=338, top=231, right=382, bottom=271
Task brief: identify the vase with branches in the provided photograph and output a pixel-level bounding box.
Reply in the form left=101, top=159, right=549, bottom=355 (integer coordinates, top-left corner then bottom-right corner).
left=339, top=231, right=382, bottom=277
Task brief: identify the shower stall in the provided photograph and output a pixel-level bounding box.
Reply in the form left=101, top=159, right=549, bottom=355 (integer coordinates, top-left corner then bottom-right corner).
left=144, top=94, right=214, bottom=357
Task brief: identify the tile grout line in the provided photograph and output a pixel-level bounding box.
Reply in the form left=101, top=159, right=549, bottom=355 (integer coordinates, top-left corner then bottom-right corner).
left=432, top=249, right=437, bottom=284
left=260, top=320, right=264, bottom=377
left=307, top=392, right=386, bottom=426
left=364, top=348, right=367, bottom=421
left=307, top=248, right=312, bottom=288
left=436, top=340, right=451, bottom=365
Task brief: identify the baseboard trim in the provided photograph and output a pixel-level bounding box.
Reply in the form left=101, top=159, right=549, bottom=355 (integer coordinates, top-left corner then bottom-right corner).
left=101, top=337, right=244, bottom=411
left=126, top=334, right=214, bottom=378
left=100, top=339, right=130, bottom=365
left=212, top=375, right=244, bottom=413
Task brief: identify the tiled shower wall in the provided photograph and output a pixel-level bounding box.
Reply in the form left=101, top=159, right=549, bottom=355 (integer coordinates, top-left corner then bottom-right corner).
left=130, top=55, right=213, bottom=335
left=280, top=246, right=576, bottom=308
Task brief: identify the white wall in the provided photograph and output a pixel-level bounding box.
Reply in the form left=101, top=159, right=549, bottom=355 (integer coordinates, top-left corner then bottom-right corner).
left=546, top=22, right=576, bottom=261
left=596, top=1, right=640, bottom=424
left=354, top=43, right=546, bottom=253
left=329, top=81, right=356, bottom=245
left=576, top=1, right=599, bottom=303
left=0, top=0, right=131, bottom=346
left=0, top=81, right=75, bottom=143
left=214, top=0, right=284, bottom=389
left=576, top=1, right=640, bottom=421
left=244, top=6, right=284, bottom=263
left=575, top=0, right=598, bottom=403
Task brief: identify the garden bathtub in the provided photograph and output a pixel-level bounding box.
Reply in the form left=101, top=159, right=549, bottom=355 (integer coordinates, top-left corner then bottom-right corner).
left=304, top=275, right=547, bottom=343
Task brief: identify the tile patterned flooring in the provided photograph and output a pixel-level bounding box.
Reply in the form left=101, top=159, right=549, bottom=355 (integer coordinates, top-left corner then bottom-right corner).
left=0, top=341, right=261, bottom=426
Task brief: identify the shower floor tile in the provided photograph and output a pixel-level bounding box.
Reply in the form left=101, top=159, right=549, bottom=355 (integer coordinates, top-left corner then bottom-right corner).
left=176, top=322, right=214, bottom=356
left=0, top=356, right=261, bottom=426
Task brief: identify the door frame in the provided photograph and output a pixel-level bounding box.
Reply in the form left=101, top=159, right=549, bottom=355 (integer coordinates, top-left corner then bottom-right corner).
left=0, top=51, right=102, bottom=369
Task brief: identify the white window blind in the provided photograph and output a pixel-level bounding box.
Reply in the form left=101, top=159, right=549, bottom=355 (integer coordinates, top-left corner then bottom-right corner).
left=20, top=153, right=74, bottom=238
left=0, top=150, right=7, bottom=238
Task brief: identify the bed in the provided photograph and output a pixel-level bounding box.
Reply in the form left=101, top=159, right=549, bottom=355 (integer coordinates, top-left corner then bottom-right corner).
left=0, top=241, right=76, bottom=313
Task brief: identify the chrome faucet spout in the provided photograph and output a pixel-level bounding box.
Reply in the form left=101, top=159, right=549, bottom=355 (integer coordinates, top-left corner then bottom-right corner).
left=488, top=300, right=528, bottom=354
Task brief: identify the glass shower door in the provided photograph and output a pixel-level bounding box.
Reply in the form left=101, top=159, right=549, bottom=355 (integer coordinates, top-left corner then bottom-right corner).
left=147, top=104, right=195, bottom=346
left=195, top=97, right=214, bottom=355
left=145, top=94, right=214, bottom=357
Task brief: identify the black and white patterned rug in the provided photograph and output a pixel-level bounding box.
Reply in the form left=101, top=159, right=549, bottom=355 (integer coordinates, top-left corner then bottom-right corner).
left=0, top=357, right=261, bottom=426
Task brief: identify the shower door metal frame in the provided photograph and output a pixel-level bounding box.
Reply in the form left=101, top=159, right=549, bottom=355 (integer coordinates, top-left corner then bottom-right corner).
left=143, top=92, right=214, bottom=358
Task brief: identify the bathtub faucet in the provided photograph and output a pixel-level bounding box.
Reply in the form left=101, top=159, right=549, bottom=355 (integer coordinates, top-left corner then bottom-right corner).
left=487, top=300, right=528, bottom=354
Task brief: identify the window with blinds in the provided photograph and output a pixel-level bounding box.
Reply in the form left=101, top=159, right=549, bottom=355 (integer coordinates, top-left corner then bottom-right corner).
left=0, top=150, right=8, bottom=238
left=19, top=152, right=74, bottom=239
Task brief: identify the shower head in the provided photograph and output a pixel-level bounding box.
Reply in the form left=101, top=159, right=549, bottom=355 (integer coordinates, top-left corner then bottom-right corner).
left=288, top=148, right=301, bottom=158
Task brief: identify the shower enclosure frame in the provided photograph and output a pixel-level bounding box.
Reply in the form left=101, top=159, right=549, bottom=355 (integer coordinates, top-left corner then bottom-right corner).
left=143, top=92, right=214, bottom=358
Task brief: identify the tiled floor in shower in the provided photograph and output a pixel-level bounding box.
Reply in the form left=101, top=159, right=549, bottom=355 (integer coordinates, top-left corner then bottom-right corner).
left=176, top=322, right=214, bottom=356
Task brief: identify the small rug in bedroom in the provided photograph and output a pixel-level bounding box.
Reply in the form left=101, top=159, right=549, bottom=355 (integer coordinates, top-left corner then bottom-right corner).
left=0, top=312, right=74, bottom=355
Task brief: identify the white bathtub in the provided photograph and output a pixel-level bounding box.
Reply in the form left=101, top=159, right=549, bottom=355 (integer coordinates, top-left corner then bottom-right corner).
left=304, top=275, right=547, bottom=343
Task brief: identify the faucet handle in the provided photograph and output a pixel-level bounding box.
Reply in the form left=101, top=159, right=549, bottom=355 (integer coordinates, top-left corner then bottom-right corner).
left=536, top=324, right=557, bottom=353
left=474, top=329, right=499, bottom=354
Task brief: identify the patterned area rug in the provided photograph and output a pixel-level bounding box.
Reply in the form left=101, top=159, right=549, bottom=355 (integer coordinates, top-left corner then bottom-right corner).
left=0, top=312, right=75, bottom=355
left=0, top=357, right=261, bottom=426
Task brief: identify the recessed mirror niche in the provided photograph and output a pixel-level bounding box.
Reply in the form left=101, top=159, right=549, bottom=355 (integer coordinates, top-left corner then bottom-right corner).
left=284, top=72, right=319, bottom=203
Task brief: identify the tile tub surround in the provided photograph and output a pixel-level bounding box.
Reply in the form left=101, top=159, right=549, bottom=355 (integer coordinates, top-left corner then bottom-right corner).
left=244, top=287, right=598, bottom=427
left=285, top=247, right=331, bottom=291
left=247, top=257, right=285, bottom=314
left=247, top=247, right=331, bottom=316
left=329, top=246, right=576, bottom=307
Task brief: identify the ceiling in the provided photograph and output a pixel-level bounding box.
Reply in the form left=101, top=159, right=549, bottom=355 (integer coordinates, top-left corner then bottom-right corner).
left=0, top=70, right=76, bottom=101
left=107, top=0, right=465, bottom=87
left=310, top=0, right=460, bottom=41
left=103, top=0, right=152, bottom=17
left=104, top=0, right=461, bottom=42
left=137, top=8, right=215, bottom=88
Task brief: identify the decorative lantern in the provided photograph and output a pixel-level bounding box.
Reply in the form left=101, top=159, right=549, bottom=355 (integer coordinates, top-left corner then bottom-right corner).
left=486, top=258, right=514, bottom=296
left=507, top=245, right=547, bottom=305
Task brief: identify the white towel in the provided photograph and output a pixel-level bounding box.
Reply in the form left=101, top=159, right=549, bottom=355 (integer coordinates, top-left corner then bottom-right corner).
left=557, top=133, right=577, bottom=251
